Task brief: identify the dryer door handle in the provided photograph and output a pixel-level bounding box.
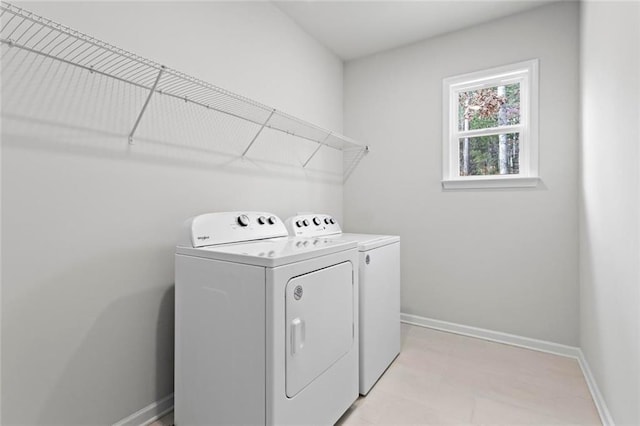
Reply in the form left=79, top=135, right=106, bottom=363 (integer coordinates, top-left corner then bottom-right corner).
left=291, top=317, right=305, bottom=356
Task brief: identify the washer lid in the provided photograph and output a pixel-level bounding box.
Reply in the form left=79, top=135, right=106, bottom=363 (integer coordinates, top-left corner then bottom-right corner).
left=175, top=236, right=357, bottom=267
left=335, top=233, right=400, bottom=251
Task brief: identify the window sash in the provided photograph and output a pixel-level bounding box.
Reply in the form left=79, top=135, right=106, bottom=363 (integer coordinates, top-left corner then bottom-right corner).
left=453, top=75, right=525, bottom=94
left=453, top=131, right=527, bottom=178
left=454, top=124, right=523, bottom=139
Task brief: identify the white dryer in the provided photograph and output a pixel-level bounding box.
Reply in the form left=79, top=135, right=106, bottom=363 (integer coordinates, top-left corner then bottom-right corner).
left=285, top=214, right=400, bottom=396
left=175, top=212, right=359, bottom=425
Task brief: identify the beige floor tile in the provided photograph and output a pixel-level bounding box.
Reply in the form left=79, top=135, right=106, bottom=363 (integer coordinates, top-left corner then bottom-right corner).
left=345, top=387, right=408, bottom=423
left=550, top=395, right=601, bottom=425
left=351, top=325, right=600, bottom=425
left=421, top=380, right=477, bottom=423
left=471, top=396, right=563, bottom=425
left=369, top=361, right=444, bottom=399
left=373, top=395, right=461, bottom=425
left=404, top=323, right=463, bottom=354
left=394, top=345, right=452, bottom=376
left=336, top=400, right=376, bottom=425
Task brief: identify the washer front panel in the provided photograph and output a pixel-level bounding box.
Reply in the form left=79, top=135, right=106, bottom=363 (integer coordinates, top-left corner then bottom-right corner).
left=358, top=242, right=401, bottom=394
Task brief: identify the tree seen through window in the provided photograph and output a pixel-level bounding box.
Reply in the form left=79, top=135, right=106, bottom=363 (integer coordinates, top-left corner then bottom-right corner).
left=457, top=84, right=520, bottom=176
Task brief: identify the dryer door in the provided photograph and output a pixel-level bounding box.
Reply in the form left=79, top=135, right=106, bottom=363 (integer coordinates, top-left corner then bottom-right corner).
left=285, top=261, right=354, bottom=398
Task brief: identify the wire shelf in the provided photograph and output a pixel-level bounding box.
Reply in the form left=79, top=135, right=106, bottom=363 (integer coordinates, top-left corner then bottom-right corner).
left=0, top=1, right=368, bottom=178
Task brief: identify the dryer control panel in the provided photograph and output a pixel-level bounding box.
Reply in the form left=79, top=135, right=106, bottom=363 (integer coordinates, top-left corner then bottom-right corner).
left=285, top=213, right=342, bottom=237
left=180, top=212, right=288, bottom=248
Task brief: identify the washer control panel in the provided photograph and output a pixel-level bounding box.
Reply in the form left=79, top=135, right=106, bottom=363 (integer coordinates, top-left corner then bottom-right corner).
left=284, top=213, right=342, bottom=237
left=181, top=212, right=287, bottom=247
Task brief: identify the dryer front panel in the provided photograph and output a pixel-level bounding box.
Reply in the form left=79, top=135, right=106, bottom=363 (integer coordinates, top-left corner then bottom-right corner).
left=285, top=261, right=354, bottom=398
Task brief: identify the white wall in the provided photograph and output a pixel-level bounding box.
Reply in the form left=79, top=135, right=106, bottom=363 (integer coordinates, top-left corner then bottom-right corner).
left=1, top=2, right=344, bottom=424
left=580, top=1, right=640, bottom=424
left=344, top=1, right=580, bottom=345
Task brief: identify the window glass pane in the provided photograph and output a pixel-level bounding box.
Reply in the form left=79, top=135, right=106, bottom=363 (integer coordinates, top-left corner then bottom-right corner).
left=458, top=133, right=519, bottom=176
left=457, top=83, right=520, bottom=131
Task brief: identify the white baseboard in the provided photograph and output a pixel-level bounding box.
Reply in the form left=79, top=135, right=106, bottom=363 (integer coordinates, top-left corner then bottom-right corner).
left=401, top=313, right=580, bottom=357
left=400, top=312, right=614, bottom=426
left=577, top=349, right=615, bottom=426
left=112, top=393, right=174, bottom=426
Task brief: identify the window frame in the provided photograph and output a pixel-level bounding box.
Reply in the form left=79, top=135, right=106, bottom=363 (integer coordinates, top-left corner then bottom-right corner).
left=442, top=59, right=539, bottom=189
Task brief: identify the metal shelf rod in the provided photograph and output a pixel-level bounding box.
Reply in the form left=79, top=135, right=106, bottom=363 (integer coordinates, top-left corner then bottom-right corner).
left=303, top=133, right=331, bottom=167
left=242, top=109, right=275, bottom=157
left=23, top=25, right=51, bottom=47
left=128, top=66, right=165, bottom=144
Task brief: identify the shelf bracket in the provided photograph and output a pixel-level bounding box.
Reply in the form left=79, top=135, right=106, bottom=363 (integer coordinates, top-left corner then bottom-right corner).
left=242, top=109, right=276, bottom=157
left=303, top=132, right=332, bottom=168
left=128, top=66, right=165, bottom=144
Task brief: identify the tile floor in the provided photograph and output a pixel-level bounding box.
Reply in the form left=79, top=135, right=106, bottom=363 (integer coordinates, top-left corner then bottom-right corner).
left=151, top=323, right=601, bottom=425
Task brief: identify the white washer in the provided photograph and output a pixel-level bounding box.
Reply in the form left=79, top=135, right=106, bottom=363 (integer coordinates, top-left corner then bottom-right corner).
left=175, top=212, right=359, bottom=425
left=285, top=214, right=400, bottom=396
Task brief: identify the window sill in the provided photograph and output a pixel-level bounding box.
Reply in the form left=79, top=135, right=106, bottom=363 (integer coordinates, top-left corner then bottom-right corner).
left=442, top=176, right=540, bottom=190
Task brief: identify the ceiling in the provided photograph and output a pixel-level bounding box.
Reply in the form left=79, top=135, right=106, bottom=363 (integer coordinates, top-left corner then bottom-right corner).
left=274, top=1, right=555, bottom=60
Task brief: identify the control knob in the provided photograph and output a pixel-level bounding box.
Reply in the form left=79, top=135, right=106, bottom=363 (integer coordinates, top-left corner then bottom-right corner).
left=313, top=217, right=321, bottom=226
left=268, top=216, right=277, bottom=225
left=257, top=216, right=266, bottom=225
left=237, top=214, right=250, bottom=227
left=324, top=218, right=331, bottom=224
left=296, top=220, right=303, bottom=228
left=303, top=219, right=310, bottom=227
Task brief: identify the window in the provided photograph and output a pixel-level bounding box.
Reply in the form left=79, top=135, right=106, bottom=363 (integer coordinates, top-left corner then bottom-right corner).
left=442, top=60, right=539, bottom=189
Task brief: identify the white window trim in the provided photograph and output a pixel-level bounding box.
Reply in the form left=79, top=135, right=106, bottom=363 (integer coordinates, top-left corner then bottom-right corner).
left=442, top=59, right=539, bottom=190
